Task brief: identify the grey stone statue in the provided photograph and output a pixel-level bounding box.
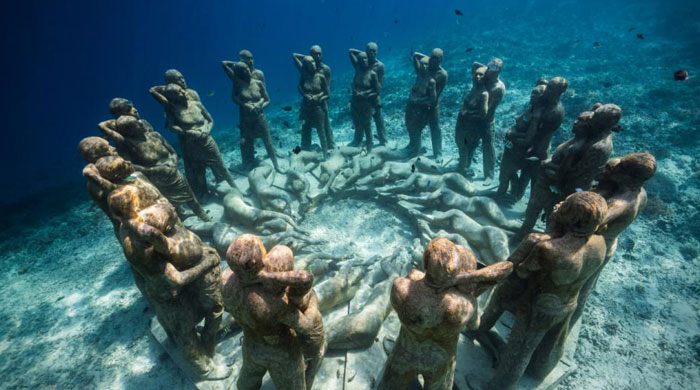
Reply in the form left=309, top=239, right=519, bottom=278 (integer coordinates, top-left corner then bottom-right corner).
left=350, top=42, right=387, bottom=145
left=347, top=50, right=380, bottom=151
left=293, top=54, right=330, bottom=157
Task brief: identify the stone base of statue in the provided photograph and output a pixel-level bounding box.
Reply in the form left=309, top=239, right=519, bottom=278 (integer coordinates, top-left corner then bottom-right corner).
left=453, top=312, right=581, bottom=390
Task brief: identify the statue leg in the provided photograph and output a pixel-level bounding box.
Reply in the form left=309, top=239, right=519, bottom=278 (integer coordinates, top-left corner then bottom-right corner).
left=362, top=113, right=373, bottom=151
left=497, top=151, right=518, bottom=196
left=301, top=120, right=313, bottom=150
left=236, top=350, right=268, bottom=390
left=323, top=102, right=335, bottom=148
left=377, top=352, right=419, bottom=390
left=403, top=103, right=423, bottom=156
left=423, top=358, right=456, bottom=390
left=373, top=104, right=388, bottom=145
left=258, top=120, right=280, bottom=171
left=513, top=179, right=552, bottom=242
left=197, top=259, right=225, bottom=358
left=428, top=105, right=442, bottom=158
left=267, top=349, right=307, bottom=390
left=482, top=124, right=496, bottom=180
left=184, top=157, right=208, bottom=199
left=206, top=142, right=236, bottom=187
left=570, top=250, right=613, bottom=329
left=302, top=337, right=326, bottom=390
left=527, top=312, right=572, bottom=380
left=455, top=115, right=468, bottom=172
left=240, top=137, right=255, bottom=167
left=462, top=128, right=480, bottom=173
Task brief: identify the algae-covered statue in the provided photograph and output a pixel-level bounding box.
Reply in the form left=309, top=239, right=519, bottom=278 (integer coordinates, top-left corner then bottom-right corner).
left=403, top=55, right=437, bottom=157
left=222, top=61, right=279, bottom=171
left=293, top=55, right=329, bottom=157
left=571, top=152, right=656, bottom=326
left=513, top=103, right=620, bottom=242
left=98, top=114, right=210, bottom=220
left=478, top=191, right=608, bottom=390
left=348, top=49, right=380, bottom=151
left=497, top=77, right=568, bottom=202
left=456, top=63, right=489, bottom=176
left=108, top=184, right=230, bottom=380
left=150, top=81, right=236, bottom=197
left=222, top=234, right=321, bottom=390
left=350, top=42, right=387, bottom=145
left=460, top=58, right=505, bottom=182
left=378, top=238, right=512, bottom=390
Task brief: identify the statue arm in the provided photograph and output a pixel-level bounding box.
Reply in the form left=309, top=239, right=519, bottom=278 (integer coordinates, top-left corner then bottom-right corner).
left=428, top=79, right=438, bottom=105
left=436, top=70, right=447, bottom=97
left=200, top=103, right=214, bottom=134
left=349, top=49, right=360, bottom=69
left=258, top=82, right=271, bottom=110
left=377, top=62, right=385, bottom=88
left=97, top=120, right=125, bottom=146
left=162, top=254, right=217, bottom=289
left=83, top=164, right=119, bottom=192
left=222, top=61, right=235, bottom=80
left=292, top=53, right=304, bottom=72
left=413, top=52, right=427, bottom=72
left=149, top=86, right=169, bottom=107
left=456, top=261, right=513, bottom=297
left=319, top=75, right=330, bottom=102
left=127, top=219, right=176, bottom=256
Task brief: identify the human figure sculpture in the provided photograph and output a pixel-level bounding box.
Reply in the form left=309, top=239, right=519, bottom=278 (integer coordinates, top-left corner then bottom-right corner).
left=461, top=58, right=505, bottom=182
left=108, top=184, right=230, bottom=380
left=350, top=42, right=387, bottom=145
left=238, top=49, right=266, bottom=85
left=378, top=238, right=512, bottom=390
left=403, top=55, right=438, bottom=158
left=78, top=137, right=120, bottom=226
left=164, top=68, right=201, bottom=101
left=377, top=170, right=476, bottom=198
left=497, top=77, right=568, bottom=202
left=347, top=50, right=380, bottom=151
left=98, top=115, right=210, bottom=220
left=478, top=191, right=608, bottom=390
left=150, top=82, right=236, bottom=197
left=248, top=164, right=296, bottom=216
left=222, top=61, right=279, bottom=171
left=221, top=234, right=319, bottom=390
left=513, top=103, right=620, bottom=242
left=292, top=55, right=329, bottom=157
left=456, top=63, right=489, bottom=176
left=328, top=146, right=403, bottom=193
left=570, top=152, right=656, bottom=326
left=223, top=188, right=299, bottom=234
left=310, top=45, right=334, bottom=147
left=107, top=97, right=155, bottom=133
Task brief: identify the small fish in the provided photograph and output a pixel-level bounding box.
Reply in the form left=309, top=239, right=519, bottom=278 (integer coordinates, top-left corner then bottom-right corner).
left=674, top=69, right=689, bottom=81
left=593, top=41, right=601, bottom=48
left=603, top=81, right=613, bottom=88
left=283, top=121, right=291, bottom=128
left=636, top=33, right=644, bottom=40
left=628, top=27, right=635, bottom=32
left=454, top=9, right=464, bottom=16
left=393, top=19, right=398, bottom=24
left=292, top=146, right=302, bottom=154
left=282, top=106, right=293, bottom=111
left=411, top=164, right=416, bottom=173
left=206, top=90, right=215, bottom=97
left=465, top=47, right=474, bottom=52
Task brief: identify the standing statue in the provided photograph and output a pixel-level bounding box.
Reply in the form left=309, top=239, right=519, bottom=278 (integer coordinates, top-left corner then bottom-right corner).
left=222, top=61, right=279, bottom=171
left=108, top=184, right=230, bottom=380
left=403, top=55, right=437, bottom=158
left=456, top=63, right=489, bottom=176
left=292, top=55, right=329, bottom=157
left=98, top=114, right=210, bottom=220
left=411, top=49, right=447, bottom=158
left=497, top=77, right=568, bottom=202
left=512, top=103, right=620, bottom=242
left=461, top=58, right=505, bottom=182
left=150, top=81, right=236, bottom=197
left=570, top=152, right=656, bottom=326
left=347, top=49, right=380, bottom=151
left=350, top=42, right=387, bottom=145
left=311, top=45, right=334, bottom=148
left=478, top=191, right=608, bottom=390
left=222, top=234, right=320, bottom=390
left=378, top=238, right=512, bottom=390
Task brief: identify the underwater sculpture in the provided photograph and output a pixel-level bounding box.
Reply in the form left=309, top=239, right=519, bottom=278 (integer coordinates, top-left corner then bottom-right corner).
left=223, top=187, right=299, bottom=234
left=238, top=49, right=266, bottom=85
left=350, top=42, right=387, bottom=146
left=348, top=49, right=381, bottom=151
left=460, top=58, right=505, bottom=182
left=222, top=234, right=321, bottom=390
left=497, top=77, right=568, bottom=202
left=150, top=81, right=236, bottom=197
left=107, top=97, right=155, bottom=132
left=376, top=169, right=476, bottom=197
left=404, top=49, right=447, bottom=159
left=570, top=152, right=656, bottom=326
left=455, top=63, right=489, bottom=176
left=378, top=238, right=512, bottom=390
left=108, top=184, right=231, bottom=380
left=222, top=61, right=279, bottom=171
left=164, top=68, right=202, bottom=102
left=292, top=54, right=329, bottom=156
left=478, top=191, right=608, bottom=390
left=513, top=103, right=620, bottom=242
left=295, top=45, right=334, bottom=147
left=98, top=114, right=210, bottom=220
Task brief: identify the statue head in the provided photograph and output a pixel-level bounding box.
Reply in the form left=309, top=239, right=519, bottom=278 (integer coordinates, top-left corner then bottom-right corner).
left=530, top=84, right=546, bottom=106
left=423, top=238, right=462, bottom=288
left=109, top=98, right=140, bottom=119
left=542, top=76, right=568, bottom=102
left=79, top=136, right=116, bottom=163
left=456, top=245, right=478, bottom=272
left=115, top=115, right=147, bottom=137
left=238, top=49, right=254, bottom=69
left=366, top=42, right=378, bottom=62
left=553, top=191, right=608, bottom=237
left=603, top=152, right=656, bottom=187
left=471, top=63, right=488, bottom=86
left=418, top=56, right=431, bottom=75
left=310, top=45, right=323, bottom=63
left=302, top=55, right=316, bottom=75
left=226, top=234, right=266, bottom=281
left=95, top=155, right=134, bottom=183
left=572, top=103, right=621, bottom=137
left=163, top=83, right=188, bottom=105
left=233, top=61, right=252, bottom=82
left=357, top=51, right=369, bottom=69
left=140, top=203, right=178, bottom=233
left=485, top=57, right=503, bottom=81
left=164, top=69, right=186, bottom=89
left=265, top=245, right=294, bottom=272
left=429, top=48, right=443, bottom=70
left=108, top=184, right=142, bottom=222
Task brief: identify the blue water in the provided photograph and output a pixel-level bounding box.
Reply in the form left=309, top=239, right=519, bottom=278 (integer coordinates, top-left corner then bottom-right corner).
left=1, top=1, right=699, bottom=389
